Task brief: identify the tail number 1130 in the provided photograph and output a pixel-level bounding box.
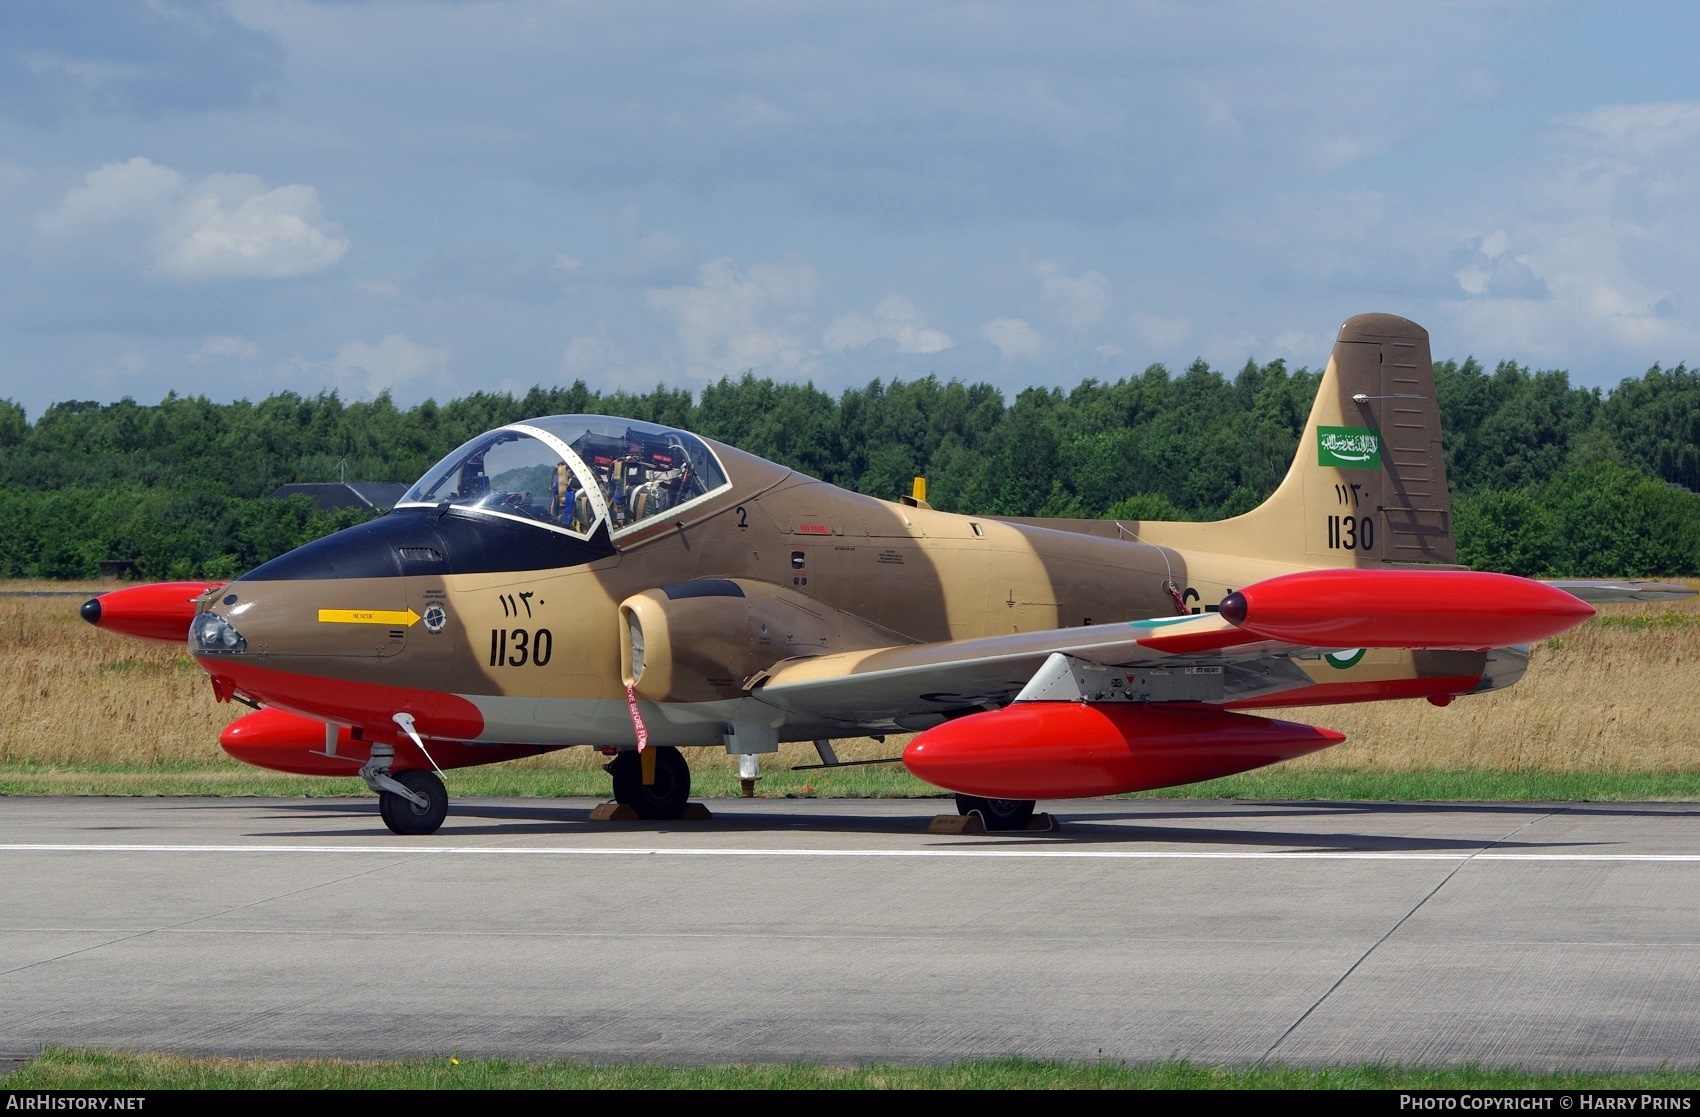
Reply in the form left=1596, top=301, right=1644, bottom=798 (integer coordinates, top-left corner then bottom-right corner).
left=489, top=628, right=553, bottom=667
left=1326, top=515, right=1375, bottom=552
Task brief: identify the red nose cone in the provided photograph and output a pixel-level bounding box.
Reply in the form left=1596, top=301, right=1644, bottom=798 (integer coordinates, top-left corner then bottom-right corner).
left=81, top=581, right=224, bottom=643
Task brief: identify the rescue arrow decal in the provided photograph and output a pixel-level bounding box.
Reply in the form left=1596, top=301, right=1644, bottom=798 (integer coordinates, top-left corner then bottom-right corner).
left=317, top=608, right=422, bottom=626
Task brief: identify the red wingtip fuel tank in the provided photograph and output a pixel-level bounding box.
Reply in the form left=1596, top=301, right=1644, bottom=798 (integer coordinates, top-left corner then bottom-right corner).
left=220, top=706, right=546, bottom=775
left=903, top=703, right=1346, bottom=799
left=1218, top=569, right=1594, bottom=650
left=79, top=581, right=223, bottom=644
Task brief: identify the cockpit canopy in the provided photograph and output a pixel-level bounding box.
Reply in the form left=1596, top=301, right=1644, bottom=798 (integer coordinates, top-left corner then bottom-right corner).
left=398, top=416, right=731, bottom=541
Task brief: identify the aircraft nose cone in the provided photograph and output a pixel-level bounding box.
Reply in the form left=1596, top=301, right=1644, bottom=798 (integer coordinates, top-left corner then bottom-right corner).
left=79, top=598, right=102, bottom=626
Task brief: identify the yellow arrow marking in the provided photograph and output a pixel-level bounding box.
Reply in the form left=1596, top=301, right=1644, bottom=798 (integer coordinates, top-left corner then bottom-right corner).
left=317, top=608, right=421, bottom=626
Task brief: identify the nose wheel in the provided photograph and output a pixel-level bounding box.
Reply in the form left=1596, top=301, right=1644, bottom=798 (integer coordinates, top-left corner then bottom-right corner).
left=606, top=746, right=691, bottom=820
left=955, top=794, right=1036, bottom=831
left=377, top=768, right=449, bottom=835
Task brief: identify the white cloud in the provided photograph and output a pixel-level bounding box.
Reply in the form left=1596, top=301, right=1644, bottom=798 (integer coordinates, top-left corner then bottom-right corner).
left=1451, top=231, right=1549, bottom=300
left=1131, top=311, right=1191, bottom=350
left=981, top=317, right=1044, bottom=360
left=646, top=257, right=818, bottom=379
left=1036, top=262, right=1111, bottom=331
left=561, top=333, right=625, bottom=378
left=192, top=335, right=259, bottom=362
left=96, top=348, right=147, bottom=382
left=614, top=230, right=693, bottom=281
left=1559, top=101, right=1700, bottom=161
left=330, top=334, right=449, bottom=398
left=1271, top=330, right=1331, bottom=363
left=1442, top=101, right=1700, bottom=363
left=823, top=293, right=952, bottom=354
left=38, top=157, right=183, bottom=234
left=38, top=157, right=349, bottom=280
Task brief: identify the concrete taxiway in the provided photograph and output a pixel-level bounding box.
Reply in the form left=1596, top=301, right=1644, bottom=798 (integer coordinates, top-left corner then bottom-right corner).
left=3, top=795, right=1699, bottom=1069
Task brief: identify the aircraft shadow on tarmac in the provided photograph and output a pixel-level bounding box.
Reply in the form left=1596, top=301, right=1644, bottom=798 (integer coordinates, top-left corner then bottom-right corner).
left=137, top=797, right=1644, bottom=854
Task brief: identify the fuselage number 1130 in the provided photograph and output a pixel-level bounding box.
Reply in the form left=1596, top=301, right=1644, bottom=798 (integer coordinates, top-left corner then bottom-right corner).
left=1326, top=515, right=1374, bottom=552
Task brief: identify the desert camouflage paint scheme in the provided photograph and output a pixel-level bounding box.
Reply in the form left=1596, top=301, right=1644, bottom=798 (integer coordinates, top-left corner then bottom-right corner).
left=82, top=314, right=1683, bottom=833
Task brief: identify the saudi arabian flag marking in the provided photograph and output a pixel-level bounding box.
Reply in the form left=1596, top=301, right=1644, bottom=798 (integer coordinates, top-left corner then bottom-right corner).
left=1318, top=426, right=1381, bottom=469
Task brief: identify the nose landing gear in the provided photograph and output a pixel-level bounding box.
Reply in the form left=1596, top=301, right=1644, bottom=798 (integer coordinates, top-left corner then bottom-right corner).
left=377, top=769, right=449, bottom=835
left=361, top=742, right=450, bottom=835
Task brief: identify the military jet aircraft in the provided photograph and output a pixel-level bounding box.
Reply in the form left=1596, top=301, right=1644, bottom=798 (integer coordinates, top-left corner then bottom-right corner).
left=81, top=313, right=1690, bottom=834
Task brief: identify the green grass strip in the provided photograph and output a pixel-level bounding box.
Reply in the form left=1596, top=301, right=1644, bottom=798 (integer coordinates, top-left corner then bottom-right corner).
left=5, top=763, right=1700, bottom=801
left=6, top=1049, right=1700, bottom=1090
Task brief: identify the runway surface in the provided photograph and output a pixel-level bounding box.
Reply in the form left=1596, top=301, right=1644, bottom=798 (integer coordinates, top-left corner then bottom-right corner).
left=4, top=794, right=1700, bottom=1069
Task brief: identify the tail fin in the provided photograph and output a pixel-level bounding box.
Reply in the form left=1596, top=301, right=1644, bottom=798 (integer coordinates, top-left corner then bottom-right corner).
left=1140, top=313, right=1455, bottom=566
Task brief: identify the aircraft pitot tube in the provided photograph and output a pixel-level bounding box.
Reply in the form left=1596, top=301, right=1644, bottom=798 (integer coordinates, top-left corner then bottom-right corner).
left=902, top=704, right=1346, bottom=799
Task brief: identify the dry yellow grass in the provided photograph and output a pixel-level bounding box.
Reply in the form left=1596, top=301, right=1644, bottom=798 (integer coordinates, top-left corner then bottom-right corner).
left=4, top=579, right=1697, bottom=774
left=1273, top=579, right=1700, bottom=772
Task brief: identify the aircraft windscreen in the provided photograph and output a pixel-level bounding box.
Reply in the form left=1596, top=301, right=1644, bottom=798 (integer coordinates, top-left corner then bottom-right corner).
left=524, top=415, right=730, bottom=533
left=400, top=429, right=601, bottom=533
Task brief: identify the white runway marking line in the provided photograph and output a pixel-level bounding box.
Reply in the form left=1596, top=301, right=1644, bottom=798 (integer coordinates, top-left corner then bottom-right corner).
left=2, top=843, right=1699, bottom=863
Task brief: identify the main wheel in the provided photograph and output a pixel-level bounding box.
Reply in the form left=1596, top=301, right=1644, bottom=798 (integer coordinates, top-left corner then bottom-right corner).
left=608, top=746, right=691, bottom=820
left=379, top=769, right=448, bottom=835
left=955, top=794, right=1036, bottom=831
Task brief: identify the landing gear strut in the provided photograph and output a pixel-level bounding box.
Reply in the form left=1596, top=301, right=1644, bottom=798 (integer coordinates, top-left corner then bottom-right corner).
left=955, top=794, right=1036, bottom=831
left=607, top=746, right=691, bottom=820
left=377, top=769, right=449, bottom=835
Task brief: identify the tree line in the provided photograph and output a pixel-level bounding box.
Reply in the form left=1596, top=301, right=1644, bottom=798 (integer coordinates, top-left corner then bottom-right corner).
left=2, top=354, right=1697, bottom=580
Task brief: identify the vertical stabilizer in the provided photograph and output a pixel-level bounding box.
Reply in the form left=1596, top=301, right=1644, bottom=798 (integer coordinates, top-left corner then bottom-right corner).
left=1133, top=313, right=1455, bottom=566
left=1321, top=313, right=1455, bottom=564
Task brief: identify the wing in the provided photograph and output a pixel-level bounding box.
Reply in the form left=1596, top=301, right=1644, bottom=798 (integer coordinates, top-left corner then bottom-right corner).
left=749, top=612, right=1308, bottom=728
left=748, top=568, right=1598, bottom=730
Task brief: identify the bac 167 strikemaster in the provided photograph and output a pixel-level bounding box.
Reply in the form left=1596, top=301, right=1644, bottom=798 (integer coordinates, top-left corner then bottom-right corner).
left=81, top=314, right=1691, bottom=834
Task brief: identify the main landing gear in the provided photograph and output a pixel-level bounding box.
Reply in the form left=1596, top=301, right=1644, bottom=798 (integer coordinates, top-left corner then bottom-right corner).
left=954, top=794, right=1037, bottom=831
left=606, top=746, right=692, bottom=820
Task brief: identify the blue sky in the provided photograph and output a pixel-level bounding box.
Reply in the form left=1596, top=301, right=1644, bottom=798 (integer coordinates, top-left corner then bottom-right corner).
left=4, top=1, right=1700, bottom=418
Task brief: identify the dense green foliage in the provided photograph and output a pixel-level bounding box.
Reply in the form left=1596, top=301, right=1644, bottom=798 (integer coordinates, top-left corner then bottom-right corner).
left=3, top=355, right=1699, bottom=579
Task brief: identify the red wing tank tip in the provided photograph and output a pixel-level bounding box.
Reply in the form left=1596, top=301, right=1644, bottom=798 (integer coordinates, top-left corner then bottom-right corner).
left=80, top=580, right=224, bottom=643
left=1224, top=568, right=1594, bottom=649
